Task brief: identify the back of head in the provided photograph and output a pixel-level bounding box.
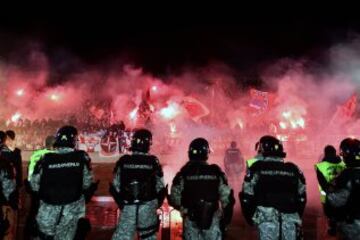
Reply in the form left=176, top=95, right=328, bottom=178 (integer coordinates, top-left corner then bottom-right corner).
left=340, top=138, right=360, bottom=167
left=230, top=141, right=237, bottom=148
left=0, top=131, right=7, bottom=145
left=258, top=135, right=286, bottom=158
left=188, top=138, right=210, bottom=161
left=54, top=125, right=78, bottom=148
left=324, top=145, right=336, bottom=158
left=5, top=130, right=15, bottom=140
left=130, top=129, right=152, bottom=153
left=45, top=135, right=56, bottom=149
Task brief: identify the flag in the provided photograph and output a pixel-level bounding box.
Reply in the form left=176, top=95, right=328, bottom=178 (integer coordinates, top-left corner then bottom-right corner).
left=99, top=134, right=119, bottom=157
left=329, top=94, right=357, bottom=126
left=341, top=94, right=357, bottom=118
left=181, top=96, right=210, bottom=122
left=249, top=89, right=269, bottom=111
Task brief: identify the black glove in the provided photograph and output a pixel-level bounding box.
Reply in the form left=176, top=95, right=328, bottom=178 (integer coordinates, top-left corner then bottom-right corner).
left=223, top=190, right=235, bottom=226
left=8, top=190, right=19, bottom=210
left=84, top=180, right=100, bottom=203
left=109, top=183, right=124, bottom=209
left=0, top=217, right=9, bottom=238
left=220, top=218, right=228, bottom=239
left=74, top=218, right=91, bottom=240
left=239, top=191, right=255, bottom=226
left=157, top=185, right=168, bottom=208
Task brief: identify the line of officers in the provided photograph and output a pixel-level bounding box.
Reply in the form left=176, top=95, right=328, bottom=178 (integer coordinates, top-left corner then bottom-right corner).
left=0, top=126, right=359, bottom=240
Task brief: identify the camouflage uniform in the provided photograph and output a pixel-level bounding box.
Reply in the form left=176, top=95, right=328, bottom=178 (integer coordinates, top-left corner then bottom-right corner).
left=30, top=148, right=94, bottom=240
left=111, top=152, right=165, bottom=240
left=0, top=160, right=16, bottom=240
left=0, top=147, right=16, bottom=201
left=327, top=168, right=360, bottom=240
left=240, top=157, right=306, bottom=240
left=0, top=144, right=19, bottom=240
left=170, top=161, right=234, bottom=240
left=0, top=167, right=16, bottom=202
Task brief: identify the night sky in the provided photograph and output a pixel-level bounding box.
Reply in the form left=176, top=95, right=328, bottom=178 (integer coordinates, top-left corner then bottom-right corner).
left=0, top=8, right=360, bottom=79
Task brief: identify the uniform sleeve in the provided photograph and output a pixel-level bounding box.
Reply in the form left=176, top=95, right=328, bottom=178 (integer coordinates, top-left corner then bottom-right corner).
left=239, top=167, right=259, bottom=225
left=169, top=172, right=184, bottom=211
left=327, top=180, right=352, bottom=208
left=154, top=157, right=165, bottom=193
left=82, top=152, right=94, bottom=190
left=218, top=171, right=234, bottom=208
left=218, top=170, right=235, bottom=226
left=30, top=158, right=43, bottom=192
left=112, top=161, right=121, bottom=192
left=28, top=151, right=40, bottom=181
left=297, top=168, right=307, bottom=216
left=12, top=148, right=23, bottom=187
left=316, top=167, right=328, bottom=192
left=0, top=169, right=16, bottom=200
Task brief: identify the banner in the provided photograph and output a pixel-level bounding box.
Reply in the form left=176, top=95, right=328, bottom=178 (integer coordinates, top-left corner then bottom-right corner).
left=78, top=134, right=101, bottom=153
left=249, top=89, right=269, bottom=111
left=99, top=135, right=120, bottom=158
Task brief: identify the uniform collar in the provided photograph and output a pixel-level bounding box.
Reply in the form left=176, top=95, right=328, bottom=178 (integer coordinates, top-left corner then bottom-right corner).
left=0, top=144, right=11, bottom=152
left=132, top=151, right=149, bottom=156
left=322, top=156, right=342, bottom=164
left=263, top=156, right=284, bottom=162
left=56, top=147, right=74, bottom=153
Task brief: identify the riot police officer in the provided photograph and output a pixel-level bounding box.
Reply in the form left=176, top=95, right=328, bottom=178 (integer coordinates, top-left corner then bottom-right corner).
left=0, top=130, right=20, bottom=240
left=170, top=138, right=235, bottom=240
left=30, top=125, right=97, bottom=240
left=315, top=145, right=345, bottom=236
left=327, top=138, right=360, bottom=239
left=0, top=154, right=17, bottom=239
left=224, top=141, right=244, bottom=185
left=110, top=129, right=166, bottom=240
left=240, top=135, right=306, bottom=240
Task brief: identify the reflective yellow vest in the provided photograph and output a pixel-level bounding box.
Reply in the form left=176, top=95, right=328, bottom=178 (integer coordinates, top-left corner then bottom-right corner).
left=28, top=148, right=54, bottom=180
left=246, top=158, right=258, bottom=168
left=315, top=161, right=346, bottom=203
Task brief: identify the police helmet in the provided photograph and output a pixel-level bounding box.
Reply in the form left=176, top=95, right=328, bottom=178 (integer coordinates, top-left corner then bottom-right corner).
left=54, top=125, right=78, bottom=148
left=188, top=138, right=210, bottom=161
left=340, top=138, right=360, bottom=167
left=258, top=135, right=286, bottom=158
left=324, top=145, right=336, bottom=158
left=5, top=130, right=15, bottom=140
left=0, top=131, right=7, bottom=145
left=130, top=129, right=152, bottom=153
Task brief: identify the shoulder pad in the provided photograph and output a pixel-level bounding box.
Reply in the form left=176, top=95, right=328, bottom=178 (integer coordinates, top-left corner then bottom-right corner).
left=210, top=164, right=226, bottom=176
left=172, top=171, right=184, bottom=186
left=77, top=150, right=91, bottom=161
left=284, top=161, right=299, bottom=170
left=210, top=164, right=223, bottom=172
left=285, top=162, right=305, bottom=183
left=78, top=150, right=92, bottom=169
left=210, top=164, right=228, bottom=182
left=179, top=161, right=192, bottom=174
left=114, top=155, right=130, bottom=171
left=249, top=160, right=263, bottom=170
left=149, top=155, right=161, bottom=164
left=33, top=158, right=45, bottom=175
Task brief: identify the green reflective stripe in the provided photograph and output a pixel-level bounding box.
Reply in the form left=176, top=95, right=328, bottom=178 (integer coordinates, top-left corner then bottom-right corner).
left=318, top=185, right=327, bottom=203
left=28, top=149, right=53, bottom=180
left=246, top=158, right=257, bottom=168
left=315, top=161, right=346, bottom=183
left=315, top=161, right=345, bottom=203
